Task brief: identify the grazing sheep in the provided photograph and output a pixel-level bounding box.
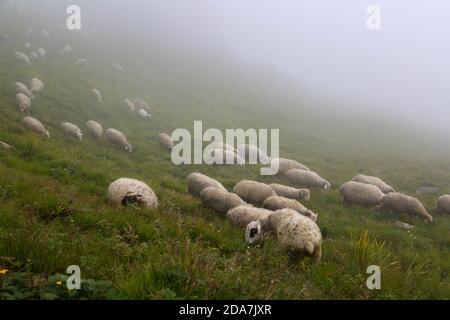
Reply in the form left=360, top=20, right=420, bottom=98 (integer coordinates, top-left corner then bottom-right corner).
left=91, top=89, right=103, bottom=103
left=75, top=58, right=89, bottom=67
left=269, top=183, right=310, bottom=201
left=30, top=52, right=39, bottom=60
left=60, top=45, right=72, bottom=54
left=112, top=63, right=125, bottom=73
left=286, top=169, right=331, bottom=190
left=124, top=99, right=135, bottom=112
left=380, top=192, right=433, bottom=223
left=200, top=187, right=246, bottom=214
left=263, top=196, right=317, bottom=221
left=107, top=178, right=158, bottom=209
left=16, top=93, right=31, bottom=114
left=30, top=78, right=44, bottom=95
left=138, top=109, right=151, bottom=119
left=24, top=42, right=31, bottom=50
left=14, top=52, right=32, bottom=65
left=15, top=82, right=33, bottom=99
left=37, top=48, right=46, bottom=58
left=237, top=144, right=270, bottom=164
left=436, top=195, right=450, bottom=215
left=208, top=149, right=245, bottom=165
left=187, top=172, right=227, bottom=196
left=133, top=98, right=150, bottom=112
left=0, top=141, right=15, bottom=151
left=85, top=120, right=103, bottom=139
left=246, top=208, right=322, bottom=261
left=22, top=116, right=49, bottom=138
left=105, top=128, right=132, bottom=153
left=339, top=181, right=385, bottom=207
left=61, top=122, right=82, bottom=142
left=233, top=180, right=276, bottom=205
left=226, top=205, right=273, bottom=228
left=159, top=133, right=173, bottom=151
left=271, top=157, right=310, bottom=175
left=352, top=174, right=395, bottom=194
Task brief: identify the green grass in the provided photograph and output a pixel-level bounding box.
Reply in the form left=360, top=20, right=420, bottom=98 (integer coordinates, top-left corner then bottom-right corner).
left=0, top=7, right=449, bottom=299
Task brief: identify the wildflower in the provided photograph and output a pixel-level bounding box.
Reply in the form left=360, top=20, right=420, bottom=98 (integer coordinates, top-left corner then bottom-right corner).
left=0, top=269, right=9, bottom=275
left=56, top=280, right=63, bottom=286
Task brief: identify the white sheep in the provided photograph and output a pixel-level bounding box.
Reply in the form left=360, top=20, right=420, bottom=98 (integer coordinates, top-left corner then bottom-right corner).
left=436, top=195, right=450, bottom=215
left=263, top=196, right=318, bottom=221
left=226, top=205, right=273, bottom=228
left=91, top=89, right=103, bottom=103
left=200, top=187, right=246, bottom=214
left=30, top=78, right=44, bottom=95
left=16, top=93, right=31, bottom=114
left=112, top=63, right=125, bottom=73
left=207, top=142, right=236, bottom=152
left=138, top=109, right=151, bottom=119
left=37, top=48, right=46, bottom=58
left=186, top=172, right=227, bottom=196
left=133, top=98, right=150, bottom=112
left=107, top=178, right=158, bottom=209
left=380, top=192, right=433, bottom=223
left=60, top=45, right=72, bottom=54
left=271, top=157, right=310, bottom=175
left=0, top=141, right=15, bottom=151
left=246, top=208, right=322, bottom=261
left=15, top=82, right=34, bottom=99
left=30, top=52, right=39, bottom=60
left=105, top=128, right=132, bottom=153
left=233, top=180, right=276, bottom=205
left=207, top=149, right=245, bottom=165
left=339, top=181, right=385, bottom=207
left=159, top=133, right=173, bottom=150
left=22, top=116, right=50, bottom=138
left=75, top=58, right=89, bottom=67
left=352, top=174, right=395, bottom=194
left=269, top=183, right=310, bottom=201
left=124, top=99, right=136, bottom=112
left=236, top=144, right=270, bottom=164
left=14, top=52, right=32, bottom=65
left=61, top=122, right=83, bottom=142
left=286, top=169, right=331, bottom=190
left=85, top=120, right=103, bottom=139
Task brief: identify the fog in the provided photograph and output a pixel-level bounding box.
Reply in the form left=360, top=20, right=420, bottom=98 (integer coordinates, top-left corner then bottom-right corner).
left=8, top=0, right=450, bottom=133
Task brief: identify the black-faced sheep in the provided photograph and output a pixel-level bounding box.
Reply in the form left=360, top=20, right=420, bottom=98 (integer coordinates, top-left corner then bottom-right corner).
left=107, top=178, right=158, bottom=209
left=339, top=181, right=385, bottom=207
left=380, top=192, right=433, bottom=223
left=105, top=128, right=132, bottom=153
left=263, top=196, right=318, bottom=221
left=352, top=174, right=395, bottom=194
left=186, top=172, right=227, bottom=196
left=233, top=180, right=276, bottom=205
left=200, top=187, right=246, bottom=214
left=286, top=169, right=331, bottom=190
left=269, top=183, right=310, bottom=201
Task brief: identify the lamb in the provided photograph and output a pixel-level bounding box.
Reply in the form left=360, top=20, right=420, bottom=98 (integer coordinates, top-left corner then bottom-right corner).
left=246, top=208, right=322, bottom=261
left=263, top=196, right=317, bottom=221
left=16, top=93, right=31, bottom=114
left=233, top=180, right=276, bottom=205
left=339, top=181, right=385, bottom=207
left=226, top=205, right=273, bottom=228
left=85, top=120, right=103, bottom=139
left=138, top=109, right=151, bottom=119
left=186, top=172, right=227, bottom=196
left=30, top=78, right=44, bottom=95
left=236, top=144, right=270, bottom=164
left=124, top=99, right=136, bottom=112
left=22, top=116, right=50, bottom=138
left=61, top=122, right=83, bottom=142
left=133, top=98, right=150, bottom=112
left=105, top=128, right=132, bottom=152
left=91, top=89, right=103, bottom=103
left=15, top=82, right=34, bottom=99
left=208, top=149, right=245, bottom=165
left=269, top=183, right=310, bottom=201
left=14, top=52, right=32, bottom=65
left=107, top=178, right=158, bottom=209
left=436, top=195, right=450, bottom=215
left=380, top=192, right=433, bottom=223
left=37, top=48, right=46, bottom=58
left=199, top=187, right=246, bottom=214
left=352, top=174, right=395, bottom=194
left=286, top=169, right=331, bottom=190
left=75, top=58, right=89, bottom=67
left=112, top=63, right=125, bottom=73
left=159, top=133, right=174, bottom=151
left=60, top=45, right=72, bottom=54
left=271, top=157, right=310, bottom=175
left=0, top=141, right=15, bottom=151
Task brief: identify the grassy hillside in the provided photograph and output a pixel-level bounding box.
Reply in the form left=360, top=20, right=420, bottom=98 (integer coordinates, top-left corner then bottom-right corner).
left=0, top=7, right=449, bottom=299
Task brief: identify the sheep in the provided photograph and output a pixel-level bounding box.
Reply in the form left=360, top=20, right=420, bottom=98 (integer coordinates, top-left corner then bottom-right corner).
left=0, top=141, right=15, bottom=151
left=30, top=78, right=44, bottom=95
left=61, top=122, right=83, bottom=142
left=352, top=174, right=395, bottom=194
left=16, top=93, right=31, bottom=114
left=138, top=109, right=151, bottom=119
left=105, top=128, right=132, bottom=153
left=207, top=149, right=245, bottom=165
left=263, top=196, right=318, bottom=221
left=269, top=183, right=310, bottom=201
left=380, top=192, right=433, bottom=223
left=133, top=98, right=150, bottom=112
left=60, top=45, right=72, bottom=54
left=246, top=208, right=322, bottom=261
left=208, top=142, right=236, bottom=152
left=339, top=181, right=385, bottom=207
left=24, top=42, right=31, bottom=50
left=200, top=187, right=246, bottom=214
left=15, top=82, right=34, bottom=99
left=271, top=157, right=310, bottom=175
left=14, top=52, right=32, bottom=65
left=107, top=178, right=158, bottom=209
left=226, top=205, right=273, bottom=228
left=124, top=99, right=136, bottom=112
left=85, top=120, right=103, bottom=139
left=30, top=52, right=39, bottom=60
left=112, top=63, right=125, bottom=73
left=22, top=116, right=50, bottom=138
left=91, top=89, right=103, bottom=103
left=236, top=144, right=270, bottom=164
left=286, top=169, right=331, bottom=190
left=37, top=48, right=46, bottom=58
left=75, top=58, right=89, bottom=67
left=186, top=172, right=227, bottom=196
left=436, top=195, right=450, bottom=215
left=159, top=133, right=173, bottom=151
left=233, top=180, right=276, bottom=205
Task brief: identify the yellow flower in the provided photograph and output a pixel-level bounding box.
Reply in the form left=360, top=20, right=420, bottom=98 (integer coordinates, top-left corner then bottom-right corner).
left=56, top=280, right=63, bottom=286
left=0, top=269, right=9, bottom=275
